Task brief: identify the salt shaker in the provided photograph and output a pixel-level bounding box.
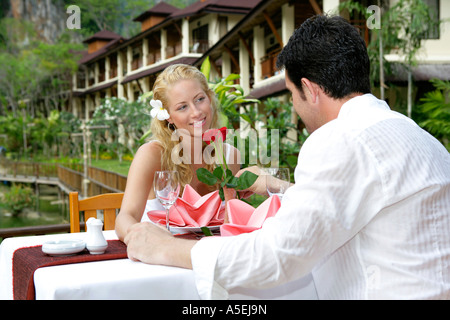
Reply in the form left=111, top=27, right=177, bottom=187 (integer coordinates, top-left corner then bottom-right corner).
left=85, top=217, right=108, bottom=254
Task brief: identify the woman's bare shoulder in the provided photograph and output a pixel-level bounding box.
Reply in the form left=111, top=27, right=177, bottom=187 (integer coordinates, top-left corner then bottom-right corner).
left=137, top=140, right=163, bottom=155
left=130, top=141, right=163, bottom=170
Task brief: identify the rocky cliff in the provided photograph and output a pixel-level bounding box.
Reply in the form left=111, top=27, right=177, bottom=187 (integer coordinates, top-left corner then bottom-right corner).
left=7, top=0, right=68, bottom=43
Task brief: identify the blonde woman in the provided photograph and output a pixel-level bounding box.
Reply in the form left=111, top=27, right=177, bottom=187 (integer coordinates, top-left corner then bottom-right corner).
left=115, top=64, right=240, bottom=241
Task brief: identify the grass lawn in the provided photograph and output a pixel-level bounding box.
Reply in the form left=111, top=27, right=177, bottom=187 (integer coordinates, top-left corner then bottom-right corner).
left=90, top=159, right=132, bottom=176
left=12, top=156, right=133, bottom=177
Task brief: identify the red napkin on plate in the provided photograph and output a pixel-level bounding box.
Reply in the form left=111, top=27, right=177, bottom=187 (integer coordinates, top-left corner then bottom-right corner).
left=147, top=184, right=224, bottom=227
left=220, top=195, right=281, bottom=236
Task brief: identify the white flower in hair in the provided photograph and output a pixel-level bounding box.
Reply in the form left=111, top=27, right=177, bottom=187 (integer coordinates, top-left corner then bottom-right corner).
left=150, top=99, right=170, bottom=121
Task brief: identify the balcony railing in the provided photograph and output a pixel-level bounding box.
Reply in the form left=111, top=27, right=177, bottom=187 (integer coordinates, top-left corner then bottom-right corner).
left=147, top=50, right=161, bottom=65
left=131, top=58, right=143, bottom=71
left=190, top=39, right=211, bottom=54
left=109, top=68, right=117, bottom=79
left=165, top=43, right=182, bottom=59
left=260, top=48, right=282, bottom=80
left=77, top=77, right=85, bottom=89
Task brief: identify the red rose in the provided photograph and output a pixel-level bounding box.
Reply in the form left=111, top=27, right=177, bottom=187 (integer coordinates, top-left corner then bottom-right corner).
left=202, top=127, right=227, bottom=145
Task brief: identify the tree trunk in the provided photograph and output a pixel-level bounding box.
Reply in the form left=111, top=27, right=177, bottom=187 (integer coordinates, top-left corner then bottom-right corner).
left=379, top=30, right=385, bottom=100
left=378, top=0, right=385, bottom=101
left=407, top=69, right=412, bottom=118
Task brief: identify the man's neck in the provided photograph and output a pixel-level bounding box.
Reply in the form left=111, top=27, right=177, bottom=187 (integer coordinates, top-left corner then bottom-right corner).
left=323, top=92, right=364, bottom=123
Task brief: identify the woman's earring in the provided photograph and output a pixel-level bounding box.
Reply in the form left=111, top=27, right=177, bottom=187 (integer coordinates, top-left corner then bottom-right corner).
left=168, top=122, right=177, bottom=133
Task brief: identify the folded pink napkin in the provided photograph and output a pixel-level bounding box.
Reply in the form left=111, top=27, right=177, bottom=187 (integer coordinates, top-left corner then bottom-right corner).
left=147, top=184, right=224, bottom=227
left=220, top=195, right=281, bottom=236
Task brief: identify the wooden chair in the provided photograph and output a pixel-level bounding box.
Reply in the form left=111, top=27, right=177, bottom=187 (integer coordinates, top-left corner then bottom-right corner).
left=69, top=192, right=124, bottom=233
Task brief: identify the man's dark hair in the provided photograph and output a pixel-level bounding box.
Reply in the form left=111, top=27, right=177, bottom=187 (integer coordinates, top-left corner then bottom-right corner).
left=277, top=14, right=371, bottom=99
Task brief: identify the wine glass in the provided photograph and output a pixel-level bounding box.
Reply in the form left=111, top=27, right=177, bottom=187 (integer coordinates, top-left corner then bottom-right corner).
left=153, top=171, right=180, bottom=231
left=265, top=167, right=290, bottom=201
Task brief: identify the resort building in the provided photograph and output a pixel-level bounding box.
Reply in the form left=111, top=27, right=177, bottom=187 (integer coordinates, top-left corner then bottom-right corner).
left=72, top=0, right=260, bottom=119
left=71, top=0, right=450, bottom=125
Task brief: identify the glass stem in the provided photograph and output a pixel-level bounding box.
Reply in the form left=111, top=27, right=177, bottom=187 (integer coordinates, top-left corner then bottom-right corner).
left=166, top=208, right=170, bottom=231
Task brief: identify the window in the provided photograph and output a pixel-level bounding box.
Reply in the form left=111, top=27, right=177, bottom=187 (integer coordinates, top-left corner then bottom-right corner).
left=192, top=24, right=209, bottom=53
left=422, top=0, right=440, bottom=39
left=219, top=16, right=228, bottom=37
left=192, top=24, right=208, bottom=42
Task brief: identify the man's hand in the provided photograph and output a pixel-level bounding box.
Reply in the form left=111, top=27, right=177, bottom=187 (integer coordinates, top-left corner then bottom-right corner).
left=124, top=222, right=196, bottom=269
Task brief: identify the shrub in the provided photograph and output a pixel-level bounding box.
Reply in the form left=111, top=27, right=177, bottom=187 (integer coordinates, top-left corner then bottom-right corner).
left=419, top=79, right=450, bottom=151
left=2, top=184, right=36, bottom=217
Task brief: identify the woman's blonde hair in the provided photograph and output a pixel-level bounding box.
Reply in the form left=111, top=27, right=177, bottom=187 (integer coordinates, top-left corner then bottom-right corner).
left=149, top=64, right=220, bottom=189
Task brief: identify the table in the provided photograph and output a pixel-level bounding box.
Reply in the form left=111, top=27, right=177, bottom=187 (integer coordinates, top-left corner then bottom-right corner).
left=0, top=230, right=318, bottom=300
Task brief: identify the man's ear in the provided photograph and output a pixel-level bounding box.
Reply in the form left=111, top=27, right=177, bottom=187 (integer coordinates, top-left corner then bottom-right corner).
left=301, top=78, right=320, bottom=104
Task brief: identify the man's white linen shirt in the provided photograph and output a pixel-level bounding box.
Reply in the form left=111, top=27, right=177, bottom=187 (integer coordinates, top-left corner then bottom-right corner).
left=191, top=94, right=450, bottom=300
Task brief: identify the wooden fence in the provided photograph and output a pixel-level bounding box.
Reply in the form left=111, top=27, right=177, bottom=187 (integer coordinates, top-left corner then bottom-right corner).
left=0, top=159, right=127, bottom=197
left=0, top=159, right=128, bottom=239
left=0, top=160, right=58, bottom=179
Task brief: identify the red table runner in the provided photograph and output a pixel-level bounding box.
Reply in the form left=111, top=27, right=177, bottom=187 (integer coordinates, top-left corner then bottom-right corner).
left=12, top=240, right=127, bottom=300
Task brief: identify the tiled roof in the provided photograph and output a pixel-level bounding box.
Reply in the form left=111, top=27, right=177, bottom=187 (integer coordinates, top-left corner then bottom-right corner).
left=194, top=0, right=273, bottom=67
left=249, top=77, right=286, bottom=99
left=169, top=0, right=261, bottom=19
left=82, top=30, right=122, bottom=43
left=78, top=37, right=125, bottom=64
left=121, top=56, right=198, bottom=84
left=133, top=2, right=179, bottom=22
left=77, top=0, right=261, bottom=66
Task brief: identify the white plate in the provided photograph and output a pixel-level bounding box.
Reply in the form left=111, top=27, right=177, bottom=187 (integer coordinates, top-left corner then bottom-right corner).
left=170, top=225, right=221, bottom=235
left=42, top=239, right=86, bottom=256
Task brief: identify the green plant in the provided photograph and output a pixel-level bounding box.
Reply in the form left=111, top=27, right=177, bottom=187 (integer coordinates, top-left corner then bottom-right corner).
left=260, top=98, right=305, bottom=171
left=419, top=79, right=450, bottom=151
left=0, top=112, right=26, bottom=158
left=339, top=0, right=441, bottom=117
left=201, top=57, right=260, bottom=129
left=90, top=96, right=150, bottom=162
left=0, top=110, right=82, bottom=160
left=2, top=184, right=36, bottom=217
left=201, top=59, right=310, bottom=172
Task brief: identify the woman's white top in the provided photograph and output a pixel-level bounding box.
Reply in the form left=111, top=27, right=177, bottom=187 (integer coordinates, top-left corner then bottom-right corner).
left=141, top=198, right=165, bottom=222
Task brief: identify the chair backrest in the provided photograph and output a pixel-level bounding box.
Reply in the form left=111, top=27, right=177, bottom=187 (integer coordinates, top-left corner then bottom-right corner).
left=69, top=191, right=124, bottom=233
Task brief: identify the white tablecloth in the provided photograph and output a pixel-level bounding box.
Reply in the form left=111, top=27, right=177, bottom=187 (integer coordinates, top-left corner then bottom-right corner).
left=0, top=231, right=318, bottom=300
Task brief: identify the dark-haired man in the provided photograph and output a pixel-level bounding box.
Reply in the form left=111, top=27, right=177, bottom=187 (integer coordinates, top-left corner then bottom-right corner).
left=125, top=15, right=450, bottom=299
